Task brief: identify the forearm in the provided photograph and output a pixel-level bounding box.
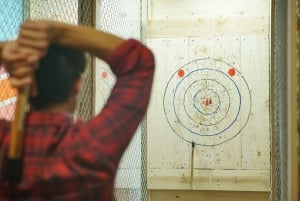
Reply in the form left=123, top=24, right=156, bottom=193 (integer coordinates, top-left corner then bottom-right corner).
left=51, top=22, right=125, bottom=62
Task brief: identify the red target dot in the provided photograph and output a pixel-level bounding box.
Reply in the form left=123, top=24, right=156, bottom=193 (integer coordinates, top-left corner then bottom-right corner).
left=178, top=69, right=185, bottom=77
left=102, top=71, right=108, bottom=78
left=228, top=68, right=236, bottom=77
left=203, top=98, right=213, bottom=106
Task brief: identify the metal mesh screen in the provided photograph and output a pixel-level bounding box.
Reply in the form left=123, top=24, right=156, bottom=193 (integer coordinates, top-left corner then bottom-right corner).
left=28, top=0, right=94, bottom=120
left=95, top=1, right=148, bottom=201
left=0, top=1, right=23, bottom=121
left=273, top=0, right=288, bottom=200
left=76, top=0, right=94, bottom=120
left=1, top=1, right=147, bottom=201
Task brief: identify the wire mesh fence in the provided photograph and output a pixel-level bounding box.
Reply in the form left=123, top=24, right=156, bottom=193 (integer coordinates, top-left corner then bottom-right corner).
left=0, top=0, right=147, bottom=201
left=273, top=0, right=289, bottom=200
left=95, top=1, right=147, bottom=200
left=0, top=0, right=23, bottom=121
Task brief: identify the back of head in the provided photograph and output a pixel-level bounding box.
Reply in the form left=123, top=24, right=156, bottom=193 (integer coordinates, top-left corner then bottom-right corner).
left=29, top=44, right=86, bottom=110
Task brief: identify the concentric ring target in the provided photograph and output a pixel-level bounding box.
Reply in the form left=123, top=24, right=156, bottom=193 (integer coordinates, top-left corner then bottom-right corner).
left=163, top=58, right=251, bottom=146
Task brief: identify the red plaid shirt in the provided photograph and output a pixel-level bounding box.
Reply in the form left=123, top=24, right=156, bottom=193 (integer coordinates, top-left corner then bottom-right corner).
left=0, top=39, right=154, bottom=201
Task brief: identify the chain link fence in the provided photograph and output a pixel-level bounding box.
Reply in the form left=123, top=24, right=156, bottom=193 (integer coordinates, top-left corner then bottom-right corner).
left=0, top=0, right=147, bottom=201
left=0, top=1, right=23, bottom=121
left=95, top=1, right=148, bottom=200
left=273, top=1, right=300, bottom=200
left=273, top=0, right=289, bottom=200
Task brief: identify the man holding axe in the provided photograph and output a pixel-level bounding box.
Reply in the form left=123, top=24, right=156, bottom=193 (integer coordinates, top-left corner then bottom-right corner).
left=0, top=20, right=155, bottom=201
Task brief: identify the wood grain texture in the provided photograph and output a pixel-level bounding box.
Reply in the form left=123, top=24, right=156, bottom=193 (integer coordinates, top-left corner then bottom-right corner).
left=149, top=190, right=270, bottom=201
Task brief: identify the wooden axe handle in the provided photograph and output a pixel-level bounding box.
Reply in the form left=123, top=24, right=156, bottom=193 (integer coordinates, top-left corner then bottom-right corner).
left=8, top=87, right=29, bottom=159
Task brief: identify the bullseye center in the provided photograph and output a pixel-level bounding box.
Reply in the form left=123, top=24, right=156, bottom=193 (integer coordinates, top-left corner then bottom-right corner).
left=203, top=97, right=213, bottom=107
left=193, top=89, right=220, bottom=115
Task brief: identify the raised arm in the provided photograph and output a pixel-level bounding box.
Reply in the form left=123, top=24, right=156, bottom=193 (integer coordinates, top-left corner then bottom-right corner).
left=3, top=21, right=126, bottom=90
left=17, top=21, right=125, bottom=62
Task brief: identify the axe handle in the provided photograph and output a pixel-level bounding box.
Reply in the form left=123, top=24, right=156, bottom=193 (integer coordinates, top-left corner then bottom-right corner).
left=8, top=87, right=29, bottom=159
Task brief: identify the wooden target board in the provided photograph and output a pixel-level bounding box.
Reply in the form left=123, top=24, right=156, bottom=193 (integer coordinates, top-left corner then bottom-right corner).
left=146, top=35, right=270, bottom=191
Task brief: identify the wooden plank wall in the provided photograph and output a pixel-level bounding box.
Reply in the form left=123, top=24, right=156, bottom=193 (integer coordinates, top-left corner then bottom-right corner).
left=150, top=190, right=270, bottom=201
left=146, top=0, right=271, bottom=200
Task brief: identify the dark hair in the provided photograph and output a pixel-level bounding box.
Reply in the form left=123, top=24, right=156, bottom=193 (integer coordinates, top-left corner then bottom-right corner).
left=29, top=44, right=86, bottom=109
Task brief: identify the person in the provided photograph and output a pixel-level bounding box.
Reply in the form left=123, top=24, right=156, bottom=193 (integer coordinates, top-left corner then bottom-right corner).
left=0, top=20, right=155, bottom=201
